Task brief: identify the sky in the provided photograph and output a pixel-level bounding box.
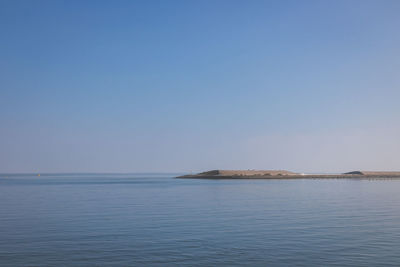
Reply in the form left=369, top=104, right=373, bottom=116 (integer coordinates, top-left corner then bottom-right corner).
left=1, top=0, right=400, bottom=173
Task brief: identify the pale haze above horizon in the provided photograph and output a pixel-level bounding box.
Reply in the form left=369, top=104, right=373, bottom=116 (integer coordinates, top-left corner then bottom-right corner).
left=1, top=0, right=400, bottom=173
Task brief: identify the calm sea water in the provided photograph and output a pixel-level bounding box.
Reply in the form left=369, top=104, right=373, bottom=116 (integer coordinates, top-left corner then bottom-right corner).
left=1, top=174, right=400, bottom=266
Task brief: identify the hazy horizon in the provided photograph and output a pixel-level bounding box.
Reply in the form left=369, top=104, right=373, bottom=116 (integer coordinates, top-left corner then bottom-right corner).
left=1, top=0, right=400, bottom=173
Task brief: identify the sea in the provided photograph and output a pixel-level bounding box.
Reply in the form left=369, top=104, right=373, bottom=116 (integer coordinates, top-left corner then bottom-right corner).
left=1, top=173, right=400, bottom=266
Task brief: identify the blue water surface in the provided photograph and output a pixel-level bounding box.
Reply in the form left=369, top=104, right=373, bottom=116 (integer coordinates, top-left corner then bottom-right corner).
left=1, top=173, right=400, bottom=266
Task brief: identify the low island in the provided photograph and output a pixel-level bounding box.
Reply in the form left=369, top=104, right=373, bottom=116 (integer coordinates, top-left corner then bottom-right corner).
left=177, top=170, right=400, bottom=179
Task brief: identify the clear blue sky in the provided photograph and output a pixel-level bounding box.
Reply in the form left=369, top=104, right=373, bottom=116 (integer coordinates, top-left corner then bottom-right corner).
left=1, top=0, right=399, bottom=173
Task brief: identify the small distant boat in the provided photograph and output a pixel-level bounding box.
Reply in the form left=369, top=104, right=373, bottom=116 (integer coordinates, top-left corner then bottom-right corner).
left=37, top=174, right=40, bottom=177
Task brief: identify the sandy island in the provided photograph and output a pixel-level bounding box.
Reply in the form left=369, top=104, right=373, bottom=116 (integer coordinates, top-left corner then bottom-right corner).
left=177, top=170, right=400, bottom=179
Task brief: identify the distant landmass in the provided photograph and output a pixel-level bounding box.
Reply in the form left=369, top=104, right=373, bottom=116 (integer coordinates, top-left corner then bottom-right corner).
left=177, top=170, right=400, bottom=179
